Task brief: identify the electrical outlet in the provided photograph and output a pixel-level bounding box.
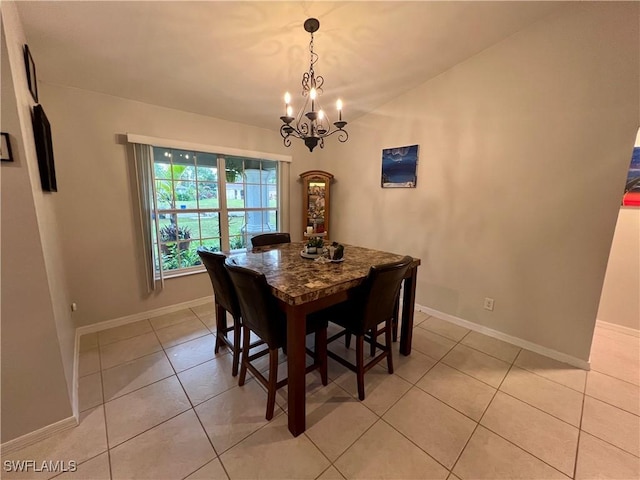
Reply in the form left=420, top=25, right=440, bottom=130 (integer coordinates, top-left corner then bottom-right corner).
left=483, top=297, right=494, bottom=311
left=71, top=302, right=78, bottom=312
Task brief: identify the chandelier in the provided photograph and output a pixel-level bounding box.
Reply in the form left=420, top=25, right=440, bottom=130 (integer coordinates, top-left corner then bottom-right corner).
left=279, top=18, right=348, bottom=152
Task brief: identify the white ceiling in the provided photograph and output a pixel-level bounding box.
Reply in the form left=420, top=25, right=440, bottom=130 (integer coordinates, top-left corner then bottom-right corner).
left=16, top=1, right=566, bottom=132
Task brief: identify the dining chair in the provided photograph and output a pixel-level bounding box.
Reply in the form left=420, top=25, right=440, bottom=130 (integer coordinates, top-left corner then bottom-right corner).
left=313, top=256, right=413, bottom=400
left=225, top=259, right=328, bottom=420
left=250, top=232, right=291, bottom=247
left=196, top=248, right=244, bottom=376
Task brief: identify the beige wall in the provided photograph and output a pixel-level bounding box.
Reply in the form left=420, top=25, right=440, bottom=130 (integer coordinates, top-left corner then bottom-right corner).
left=598, top=208, right=640, bottom=331
left=39, top=83, right=316, bottom=327
left=1, top=3, right=73, bottom=443
left=323, top=2, right=639, bottom=362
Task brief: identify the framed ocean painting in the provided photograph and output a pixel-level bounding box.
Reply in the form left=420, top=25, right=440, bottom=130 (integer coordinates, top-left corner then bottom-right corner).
left=622, top=131, right=640, bottom=206
left=381, top=144, right=418, bottom=188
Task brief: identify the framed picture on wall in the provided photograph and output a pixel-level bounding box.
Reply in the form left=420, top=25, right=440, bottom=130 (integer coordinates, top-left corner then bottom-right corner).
left=1, top=132, right=13, bottom=162
left=381, top=144, right=419, bottom=188
left=622, top=127, right=640, bottom=207
left=32, top=104, right=57, bottom=192
left=23, top=44, right=38, bottom=103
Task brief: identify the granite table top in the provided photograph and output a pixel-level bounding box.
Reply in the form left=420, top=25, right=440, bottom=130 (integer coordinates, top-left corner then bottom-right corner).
left=229, top=241, right=420, bottom=306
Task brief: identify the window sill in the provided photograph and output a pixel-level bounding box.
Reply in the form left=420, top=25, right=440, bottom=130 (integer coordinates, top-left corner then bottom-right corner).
left=158, top=265, right=206, bottom=280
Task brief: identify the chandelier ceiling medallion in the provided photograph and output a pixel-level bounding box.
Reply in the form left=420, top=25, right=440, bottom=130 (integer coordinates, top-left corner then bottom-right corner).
left=279, top=18, right=348, bottom=152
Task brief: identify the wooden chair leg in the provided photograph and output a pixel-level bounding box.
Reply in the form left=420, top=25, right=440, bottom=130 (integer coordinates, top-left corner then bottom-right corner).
left=266, top=348, right=279, bottom=420
left=356, top=335, right=365, bottom=401
left=215, top=303, right=227, bottom=354
left=385, top=319, right=394, bottom=374
left=315, top=328, right=328, bottom=386
left=238, top=325, right=251, bottom=386
left=392, top=296, right=400, bottom=342
left=231, top=315, right=241, bottom=377
left=370, top=327, right=377, bottom=357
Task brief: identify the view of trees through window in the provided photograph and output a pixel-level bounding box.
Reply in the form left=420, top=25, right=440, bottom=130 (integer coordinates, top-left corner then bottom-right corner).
left=152, top=147, right=279, bottom=274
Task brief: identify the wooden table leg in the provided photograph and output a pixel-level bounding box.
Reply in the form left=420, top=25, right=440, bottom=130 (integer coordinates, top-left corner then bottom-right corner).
left=400, top=266, right=418, bottom=356
left=285, top=303, right=306, bottom=436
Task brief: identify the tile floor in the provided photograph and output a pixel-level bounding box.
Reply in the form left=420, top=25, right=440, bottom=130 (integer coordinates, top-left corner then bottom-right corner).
left=3, top=303, right=639, bottom=479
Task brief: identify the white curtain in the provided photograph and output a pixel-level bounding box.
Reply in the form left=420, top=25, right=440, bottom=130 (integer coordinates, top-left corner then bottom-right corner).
left=132, top=143, right=164, bottom=291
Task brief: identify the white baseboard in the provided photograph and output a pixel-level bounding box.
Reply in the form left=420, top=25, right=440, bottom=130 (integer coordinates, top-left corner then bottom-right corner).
left=71, top=332, right=80, bottom=421
left=0, top=416, right=78, bottom=456
left=596, top=320, right=640, bottom=338
left=75, top=296, right=211, bottom=337
left=415, top=304, right=591, bottom=371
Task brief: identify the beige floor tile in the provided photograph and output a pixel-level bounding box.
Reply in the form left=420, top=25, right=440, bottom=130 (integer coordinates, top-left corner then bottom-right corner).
left=177, top=355, right=238, bottom=406
left=453, top=426, right=569, bottom=479
left=383, top=341, right=437, bottom=384
left=78, top=372, right=103, bottom=413
left=165, top=333, right=220, bottom=372
left=99, top=332, right=162, bottom=370
left=185, top=458, right=229, bottom=479
left=334, top=366, right=412, bottom=416
left=79, top=333, right=98, bottom=353
left=78, top=348, right=100, bottom=377
left=2, top=407, right=107, bottom=480
left=575, top=432, right=640, bottom=480
left=275, top=369, right=337, bottom=412
left=412, top=309, right=429, bottom=326
left=304, top=383, right=378, bottom=461
left=104, top=376, right=191, bottom=447
left=190, top=302, right=214, bottom=317
left=191, top=303, right=216, bottom=328
left=481, top=392, right=579, bottom=476
left=411, top=327, right=457, bottom=361
left=53, top=452, right=110, bottom=480
left=593, top=325, right=639, bottom=343
left=581, top=396, right=640, bottom=456
left=195, top=380, right=281, bottom=454
left=219, top=414, right=329, bottom=479
left=416, top=362, right=496, bottom=421
left=442, top=344, right=510, bottom=388
left=149, top=309, right=198, bottom=330
left=420, top=316, right=470, bottom=342
left=447, top=474, right=462, bottom=480
left=586, top=370, right=640, bottom=415
left=334, top=419, right=449, bottom=480
left=383, top=387, right=476, bottom=469
left=102, top=351, right=174, bottom=402
left=500, top=366, right=583, bottom=426
left=317, top=466, right=346, bottom=480
left=590, top=333, right=640, bottom=386
left=154, top=317, right=210, bottom=348
left=514, top=349, right=586, bottom=392
left=109, top=410, right=215, bottom=480
left=460, top=331, right=521, bottom=363
left=97, top=319, right=153, bottom=346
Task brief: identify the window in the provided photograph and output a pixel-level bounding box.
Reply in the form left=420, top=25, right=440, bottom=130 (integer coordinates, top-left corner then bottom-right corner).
left=151, top=147, right=281, bottom=276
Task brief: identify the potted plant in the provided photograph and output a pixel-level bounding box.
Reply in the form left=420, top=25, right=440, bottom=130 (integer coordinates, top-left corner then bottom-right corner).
left=306, top=236, right=324, bottom=254
left=159, top=224, right=192, bottom=254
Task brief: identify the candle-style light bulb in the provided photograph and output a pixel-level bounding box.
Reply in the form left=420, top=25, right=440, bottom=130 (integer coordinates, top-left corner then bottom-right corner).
left=318, top=110, right=324, bottom=121
left=310, top=88, right=317, bottom=100
left=284, top=92, right=291, bottom=117
left=336, top=99, right=343, bottom=121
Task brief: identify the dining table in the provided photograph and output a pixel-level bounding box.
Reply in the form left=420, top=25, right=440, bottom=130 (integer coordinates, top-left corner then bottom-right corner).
left=228, top=241, right=421, bottom=437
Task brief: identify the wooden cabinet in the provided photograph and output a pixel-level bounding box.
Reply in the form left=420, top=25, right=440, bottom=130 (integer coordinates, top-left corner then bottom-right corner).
left=300, top=170, right=333, bottom=240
